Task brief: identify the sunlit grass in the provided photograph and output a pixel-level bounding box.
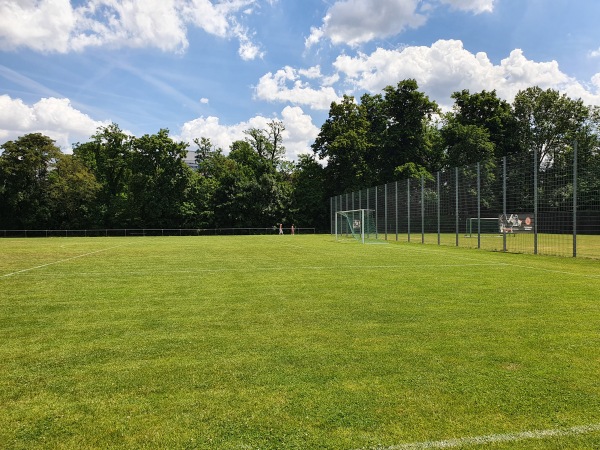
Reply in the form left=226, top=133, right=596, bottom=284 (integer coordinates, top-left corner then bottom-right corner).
left=1, top=235, right=599, bottom=449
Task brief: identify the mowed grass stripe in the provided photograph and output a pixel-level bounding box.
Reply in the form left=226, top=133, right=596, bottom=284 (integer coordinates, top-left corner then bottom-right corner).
left=2, top=263, right=508, bottom=279
left=0, top=235, right=599, bottom=449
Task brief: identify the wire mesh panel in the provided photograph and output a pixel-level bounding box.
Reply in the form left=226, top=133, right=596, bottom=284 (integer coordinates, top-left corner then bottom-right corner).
left=478, top=159, right=504, bottom=252
left=422, top=175, right=438, bottom=244
left=438, top=168, right=458, bottom=246
left=456, top=163, right=480, bottom=249
left=395, top=180, right=410, bottom=242
left=329, top=145, right=599, bottom=259
left=537, top=151, right=574, bottom=256
left=503, top=152, right=536, bottom=255
left=577, top=150, right=600, bottom=258
left=375, top=185, right=385, bottom=238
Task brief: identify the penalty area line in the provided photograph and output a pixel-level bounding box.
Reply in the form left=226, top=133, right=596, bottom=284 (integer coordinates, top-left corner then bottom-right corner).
left=1, top=244, right=131, bottom=278
left=363, top=423, right=600, bottom=450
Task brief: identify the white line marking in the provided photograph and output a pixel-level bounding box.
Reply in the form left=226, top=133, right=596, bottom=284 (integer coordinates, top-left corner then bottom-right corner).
left=363, top=423, right=600, bottom=449
left=382, top=243, right=600, bottom=278
left=1, top=244, right=130, bottom=278
left=5, top=263, right=505, bottom=278
left=501, top=263, right=600, bottom=279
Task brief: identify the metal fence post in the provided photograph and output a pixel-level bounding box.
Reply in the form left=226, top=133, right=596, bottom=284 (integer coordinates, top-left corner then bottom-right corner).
left=330, top=197, right=333, bottom=235
left=437, top=171, right=441, bottom=245
left=375, top=186, right=378, bottom=239
left=477, top=162, right=481, bottom=249
left=384, top=183, right=388, bottom=241
left=395, top=181, right=399, bottom=241
left=534, top=149, right=538, bottom=255
left=503, top=156, right=507, bottom=252
left=455, top=167, right=459, bottom=247
left=573, top=140, right=578, bottom=257
left=421, top=175, right=425, bottom=244
left=407, top=179, right=411, bottom=243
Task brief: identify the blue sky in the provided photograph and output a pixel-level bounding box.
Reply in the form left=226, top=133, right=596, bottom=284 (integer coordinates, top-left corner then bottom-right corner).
left=1, top=0, right=600, bottom=161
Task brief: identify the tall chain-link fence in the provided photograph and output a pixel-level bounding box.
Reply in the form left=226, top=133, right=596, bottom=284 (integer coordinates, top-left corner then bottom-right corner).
left=331, top=147, right=600, bottom=259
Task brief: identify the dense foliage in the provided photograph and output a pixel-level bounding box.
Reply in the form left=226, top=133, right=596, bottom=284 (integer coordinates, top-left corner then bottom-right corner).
left=1, top=81, right=599, bottom=230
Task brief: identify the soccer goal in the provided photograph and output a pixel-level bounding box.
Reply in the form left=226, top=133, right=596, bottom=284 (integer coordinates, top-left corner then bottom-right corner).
left=465, top=217, right=501, bottom=237
left=335, top=209, right=377, bottom=243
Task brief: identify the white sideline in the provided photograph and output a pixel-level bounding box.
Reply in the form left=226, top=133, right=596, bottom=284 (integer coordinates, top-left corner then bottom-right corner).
left=364, top=423, right=600, bottom=450
left=9, top=263, right=506, bottom=278
left=1, top=244, right=129, bottom=278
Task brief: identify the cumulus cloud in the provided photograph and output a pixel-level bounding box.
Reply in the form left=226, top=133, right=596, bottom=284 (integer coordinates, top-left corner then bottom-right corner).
left=254, top=66, right=340, bottom=110
left=306, top=0, right=494, bottom=48
left=279, top=106, right=321, bottom=159
left=178, top=106, right=319, bottom=160
left=0, top=0, right=76, bottom=53
left=440, top=0, right=495, bottom=13
left=0, top=0, right=264, bottom=59
left=331, top=39, right=600, bottom=109
left=254, top=39, right=600, bottom=115
left=307, top=0, right=426, bottom=48
left=0, top=95, right=109, bottom=150
left=71, top=0, right=189, bottom=52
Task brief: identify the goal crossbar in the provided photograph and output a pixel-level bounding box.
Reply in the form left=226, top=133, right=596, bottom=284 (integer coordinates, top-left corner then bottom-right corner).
left=335, top=209, right=376, bottom=244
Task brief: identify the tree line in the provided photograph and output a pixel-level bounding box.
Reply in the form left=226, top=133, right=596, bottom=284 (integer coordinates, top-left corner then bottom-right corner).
left=1, top=80, right=599, bottom=231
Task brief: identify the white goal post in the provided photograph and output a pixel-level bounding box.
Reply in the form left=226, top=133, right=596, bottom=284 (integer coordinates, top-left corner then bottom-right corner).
left=335, top=209, right=376, bottom=243
left=465, top=217, right=500, bottom=237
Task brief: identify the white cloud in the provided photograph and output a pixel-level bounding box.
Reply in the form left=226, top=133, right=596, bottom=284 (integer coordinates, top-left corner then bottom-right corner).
left=0, top=0, right=76, bottom=52
left=0, top=0, right=264, bottom=59
left=440, top=0, right=495, bottom=13
left=180, top=0, right=231, bottom=37
left=178, top=106, right=319, bottom=160
left=307, top=0, right=426, bottom=47
left=0, top=95, right=109, bottom=150
left=254, top=66, right=340, bottom=110
left=306, top=0, right=495, bottom=48
left=589, top=47, right=600, bottom=58
left=233, top=23, right=264, bottom=60
left=279, top=106, right=321, bottom=159
left=72, top=0, right=189, bottom=52
left=331, top=39, right=600, bottom=109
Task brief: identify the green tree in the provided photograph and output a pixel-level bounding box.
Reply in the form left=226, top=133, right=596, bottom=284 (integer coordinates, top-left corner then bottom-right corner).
left=0, top=133, right=62, bottom=228
left=46, top=154, right=100, bottom=229
left=442, top=121, right=495, bottom=167
left=127, top=129, right=194, bottom=228
left=72, top=123, right=133, bottom=227
left=244, top=128, right=271, bottom=161
left=513, top=87, right=590, bottom=168
left=291, top=154, right=328, bottom=231
left=447, top=89, right=520, bottom=159
left=312, top=95, right=372, bottom=195
left=267, top=120, right=286, bottom=164
left=212, top=143, right=264, bottom=228
left=191, top=137, right=229, bottom=227
left=379, top=79, right=440, bottom=182
left=212, top=135, right=293, bottom=228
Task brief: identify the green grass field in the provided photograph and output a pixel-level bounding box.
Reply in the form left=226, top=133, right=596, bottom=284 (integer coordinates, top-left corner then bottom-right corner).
left=1, top=235, right=599, bottom=449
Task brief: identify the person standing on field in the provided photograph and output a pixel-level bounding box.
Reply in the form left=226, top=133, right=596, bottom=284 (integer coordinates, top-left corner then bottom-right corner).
left=279, top=223, right=283, bottom=235
left=291, top=224, right=295, bottom=235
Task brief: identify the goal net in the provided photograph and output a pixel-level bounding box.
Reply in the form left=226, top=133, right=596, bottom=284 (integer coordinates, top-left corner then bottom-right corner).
left=336, top=209, right=377, bottom=243
left=465, top=217, right=501, bottom=237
